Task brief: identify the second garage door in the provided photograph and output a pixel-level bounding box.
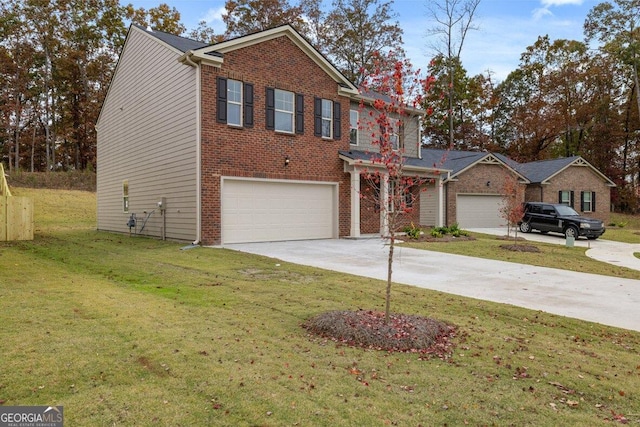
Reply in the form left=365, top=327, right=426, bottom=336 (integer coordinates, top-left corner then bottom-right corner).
left=456, top=195, right=504, bottom=228
left=221, top=178, right=336, bottom=244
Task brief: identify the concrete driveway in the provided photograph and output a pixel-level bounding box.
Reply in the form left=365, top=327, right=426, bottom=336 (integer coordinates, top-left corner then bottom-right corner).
left=226, top=237, right=640, bottom=332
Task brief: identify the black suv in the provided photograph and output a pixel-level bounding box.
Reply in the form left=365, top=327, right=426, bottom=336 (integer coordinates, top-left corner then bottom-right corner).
left=519, top=202, right=605, bottom=240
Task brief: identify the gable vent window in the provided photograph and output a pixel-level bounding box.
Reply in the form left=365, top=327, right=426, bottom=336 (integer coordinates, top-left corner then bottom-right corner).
left=217, top=77, right=254, bottom=128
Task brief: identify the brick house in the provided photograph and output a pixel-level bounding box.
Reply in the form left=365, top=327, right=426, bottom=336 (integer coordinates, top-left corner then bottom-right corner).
left=414, top=150, right=615, bottom=228
left=511, top=156, right=615, bottom=223
left=96, top=25, right=614, bottom=244
left=97, top=24, right=444, bottom=244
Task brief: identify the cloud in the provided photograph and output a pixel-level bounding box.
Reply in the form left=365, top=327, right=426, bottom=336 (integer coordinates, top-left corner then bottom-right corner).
left=533, top=7, right=554, bottom=20
left=541, top=0, right=584, bottom=6
left=535, top=0, right=584, bottom=21
left=201, top=6, right=226, bottom=25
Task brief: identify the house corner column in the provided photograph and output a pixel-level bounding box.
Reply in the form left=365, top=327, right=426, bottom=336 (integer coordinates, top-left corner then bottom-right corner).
left=437, top=178, right=445, bottom=227
left=349, top=169, right=361, bottom=238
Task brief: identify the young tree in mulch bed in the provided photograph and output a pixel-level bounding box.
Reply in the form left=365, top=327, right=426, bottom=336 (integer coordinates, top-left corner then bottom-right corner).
left=303, top=310, right=457, bottom=360
left=303, top=55, right=457, bottom=358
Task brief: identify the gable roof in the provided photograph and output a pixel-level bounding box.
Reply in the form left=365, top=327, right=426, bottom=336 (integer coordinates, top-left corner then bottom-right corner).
left=513, top=156, right=616, bottom=187
left=178, top=24, right=358, bottom=95
left=134, top=24, right=209, bottom=53
left=421, top=149, right=529, bottom=183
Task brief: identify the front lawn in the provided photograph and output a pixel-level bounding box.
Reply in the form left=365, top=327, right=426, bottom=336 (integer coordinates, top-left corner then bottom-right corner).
left=401, top=230, right=640, bottom=280
left=0, top=188, right=638, bottom=425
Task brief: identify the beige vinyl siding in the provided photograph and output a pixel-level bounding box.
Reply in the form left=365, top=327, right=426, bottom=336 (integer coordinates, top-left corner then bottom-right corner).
left=352, top=102, right=421, bottom=158
left=96, top=26, right=198, bottom=241
left=419, top=181, right=438, bottom=226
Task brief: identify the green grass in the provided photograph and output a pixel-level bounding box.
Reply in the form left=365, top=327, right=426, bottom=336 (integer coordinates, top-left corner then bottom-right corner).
left=1, top=188, right=639, bottom=426
left=402, top=232, right=640, bottom=280
left=604, top=213, right=640, bottom=244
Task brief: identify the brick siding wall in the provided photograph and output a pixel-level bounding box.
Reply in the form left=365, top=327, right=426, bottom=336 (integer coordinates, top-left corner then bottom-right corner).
left=199, top=36, right=352, bottom=244
left=446, top=163, right=525, bottom=226
left=525, top=166, right=611, bottom=223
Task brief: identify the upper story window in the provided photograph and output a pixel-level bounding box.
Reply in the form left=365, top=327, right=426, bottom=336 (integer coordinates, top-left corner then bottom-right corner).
left=381, top=119, right=404, bottom=150
left=349, top=110, right=358, bottom=145
left=266, top=87, right=304, bottom=134
left=392, top=120, right=405, bottom=151
left=275, top=89, right=294, bottom=133
left=321, top=99, right=333, bottom=138
left=227, top=79, right=242, bottom=126
left=217, top=77, right=254, bottom=128
left=314, top=97, right=341, bottom=140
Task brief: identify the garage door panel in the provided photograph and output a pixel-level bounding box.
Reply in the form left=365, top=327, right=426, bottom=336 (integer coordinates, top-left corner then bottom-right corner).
left=457, top=195, right=504, bottom=228
left=222, top=179, right=335, bottom=244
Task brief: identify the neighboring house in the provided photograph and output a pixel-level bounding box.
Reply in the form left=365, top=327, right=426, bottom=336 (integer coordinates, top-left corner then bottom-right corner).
left=511, top=156, right=615, bottom=223
left=96, top=24, right=615, bottom=244
left=418, top=149, right=530, bottom=228
left=415, top=149, right=615, bottom=229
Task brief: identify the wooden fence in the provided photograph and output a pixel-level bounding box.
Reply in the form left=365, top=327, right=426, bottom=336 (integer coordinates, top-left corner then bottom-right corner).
left=1, top=164, right=34, bottom=241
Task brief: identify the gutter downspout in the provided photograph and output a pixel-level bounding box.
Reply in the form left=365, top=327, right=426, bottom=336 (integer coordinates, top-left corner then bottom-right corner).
left=182, top=51, right=201, bottom=245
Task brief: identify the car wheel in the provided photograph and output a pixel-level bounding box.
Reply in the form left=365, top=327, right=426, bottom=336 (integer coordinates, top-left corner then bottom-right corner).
left=519, top=222, right=531, bottom=233
left=565, top=226, right=579, bottom=239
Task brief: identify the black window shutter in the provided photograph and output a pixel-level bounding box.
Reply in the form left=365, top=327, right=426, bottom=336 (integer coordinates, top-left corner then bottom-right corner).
left=216, top=77, right=227, bottom=123
left=592, top=192, right=596, bottom=211
left=558, top=190, right=562, bottom=203
left=314, top=97, right=322, bottom=137
left=570, top=191, right=574, bottom=208
left=265, top=87, right=275, bottom=130
left=296, top=93, right=304, bottom=134
left=333, top=101, right=341, bottom=140
left=580, top=191, right=585, bottom=211
left=244, top=83, right=254, bottom=128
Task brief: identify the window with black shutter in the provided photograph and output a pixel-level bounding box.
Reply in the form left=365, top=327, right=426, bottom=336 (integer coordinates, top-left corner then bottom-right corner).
left=217, top=77, right=253, bottom=128
left=243, top=83, right=254, bottom=127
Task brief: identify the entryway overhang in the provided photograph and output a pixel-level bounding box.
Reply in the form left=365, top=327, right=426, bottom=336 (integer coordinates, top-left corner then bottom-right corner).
left=340, top=151, right=451, bottom=238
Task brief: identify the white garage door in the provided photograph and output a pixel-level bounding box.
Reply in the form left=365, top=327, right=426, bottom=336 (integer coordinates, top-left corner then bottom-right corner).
left=456, top=195, right=504, bottom=228
left=222, top=179, right=336, bottom=244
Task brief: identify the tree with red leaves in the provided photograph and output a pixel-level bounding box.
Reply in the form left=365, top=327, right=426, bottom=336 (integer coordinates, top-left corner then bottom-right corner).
left=499, top=173, right=525, bottom=242
left=357, top=53, right=436, bottom=324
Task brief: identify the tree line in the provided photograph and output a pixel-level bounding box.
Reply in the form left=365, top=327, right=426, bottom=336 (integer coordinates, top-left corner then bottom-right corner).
left=1, top=0, right=639, bottom=210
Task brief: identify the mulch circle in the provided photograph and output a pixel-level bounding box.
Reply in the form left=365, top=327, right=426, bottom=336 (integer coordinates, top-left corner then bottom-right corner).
left=499, top=243, right=540, bottom=252
left=403, top=235, right=476, bottom=243
left=303, top=310, right=457, bottom=360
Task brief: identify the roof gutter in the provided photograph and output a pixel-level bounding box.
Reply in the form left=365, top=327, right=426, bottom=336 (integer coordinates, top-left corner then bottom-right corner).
left=179, top=50, right=198, bottom=67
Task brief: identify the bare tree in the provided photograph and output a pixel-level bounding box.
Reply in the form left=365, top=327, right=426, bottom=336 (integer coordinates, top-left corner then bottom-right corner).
left=426, top=0, right=481, bottom=148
